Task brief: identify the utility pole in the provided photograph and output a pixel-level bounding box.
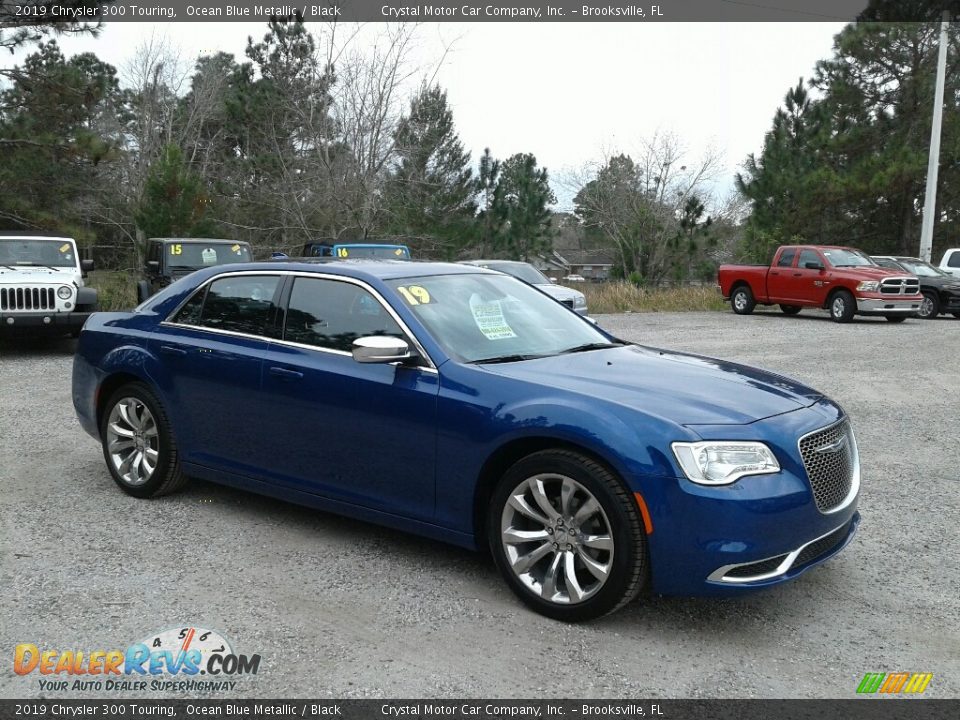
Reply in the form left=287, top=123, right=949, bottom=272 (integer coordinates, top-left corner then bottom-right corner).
left=919, top=9, right=951, bottom=262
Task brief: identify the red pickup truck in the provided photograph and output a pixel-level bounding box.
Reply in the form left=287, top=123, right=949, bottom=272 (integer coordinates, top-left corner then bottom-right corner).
left=718, top=245, right=922, bottom=323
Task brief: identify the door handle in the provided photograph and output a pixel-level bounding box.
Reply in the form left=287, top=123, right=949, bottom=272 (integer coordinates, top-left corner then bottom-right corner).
left=159, top=345, right=187, bottom=357
left=770, top=271, right=779, bottom=275
left=793, top=272, right=802, bottom=277
left=269, top=366, right=303, bottom=380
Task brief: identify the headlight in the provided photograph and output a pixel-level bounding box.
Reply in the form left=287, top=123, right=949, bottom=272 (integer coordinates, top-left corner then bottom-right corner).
left=574, top=295, right=587, bottom=308
left=57, top=286, right=72, bottom=300
left=856, top=281, right=880, bottom=292
left=671, top=441, right=781, bottom=485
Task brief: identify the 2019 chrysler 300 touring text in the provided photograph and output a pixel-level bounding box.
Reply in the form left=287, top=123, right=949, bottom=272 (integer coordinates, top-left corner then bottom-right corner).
left=72, top=261, right=860, bottom=621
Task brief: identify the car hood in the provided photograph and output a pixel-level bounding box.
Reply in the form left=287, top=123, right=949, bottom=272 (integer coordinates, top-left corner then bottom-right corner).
left=480, top=345, right=822, bottom=426
left=0, top=266, right=80, bottom=284
left=535, top=283, right=584, bottom=301
left=833, top=266, right=910, bottom=281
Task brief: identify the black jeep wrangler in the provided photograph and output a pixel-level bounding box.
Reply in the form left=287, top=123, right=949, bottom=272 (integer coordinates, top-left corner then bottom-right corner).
left=138, top=238, right=253, bottom=303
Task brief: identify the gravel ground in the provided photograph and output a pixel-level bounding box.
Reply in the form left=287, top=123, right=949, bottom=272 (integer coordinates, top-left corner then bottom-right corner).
left=1, top=308, right=957, bottom=699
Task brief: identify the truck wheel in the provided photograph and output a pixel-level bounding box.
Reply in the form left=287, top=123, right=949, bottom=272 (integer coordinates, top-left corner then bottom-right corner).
left=488, top=449, right=648, bottom=621
left=731, top=286, right=755, bottom=315
left=100, top=382, right=188, bottom=498
left=917, top=292, right=939, bottom=319
left=779, top=305, right=802, bottom=315
left=829, top=291, right=855, bottom=323
left=885, top=316, right=907, bottom=323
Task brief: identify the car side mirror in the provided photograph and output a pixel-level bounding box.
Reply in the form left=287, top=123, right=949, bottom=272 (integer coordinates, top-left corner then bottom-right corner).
left=351, top=336, right=414, bottom=364
left=146, top=260, right=160, bottom=273
left=80, top=259, right=94, bottom=276
left=804, top=262, right=824, bottom=271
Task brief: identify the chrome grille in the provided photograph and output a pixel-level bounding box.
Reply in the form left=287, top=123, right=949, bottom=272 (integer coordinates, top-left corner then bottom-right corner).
left=798, top=420, right=855, bottom=513
left=0, top=286, right=56, bottom=311
left=793, top=522, right=849, bottom=568
left=880, top=277, right=920, bottom=295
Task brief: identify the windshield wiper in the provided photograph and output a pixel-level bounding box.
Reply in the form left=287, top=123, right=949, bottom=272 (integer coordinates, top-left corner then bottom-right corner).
left=558, top=341, right=625, bottom=355
left=472, top=353, right=546, bottom=364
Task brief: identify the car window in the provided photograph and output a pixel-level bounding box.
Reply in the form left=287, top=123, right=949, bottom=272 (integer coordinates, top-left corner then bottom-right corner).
left=284, top=277, right=404, bottom=352
left=872, top=258, right=899, bottom=270
left=175, top=275, right=280, bottom=335
left=798, top=249, right=821, bottom=268
left=949, top=252, right=960, bottom=268
left=776, top=249, right=797, bottom=268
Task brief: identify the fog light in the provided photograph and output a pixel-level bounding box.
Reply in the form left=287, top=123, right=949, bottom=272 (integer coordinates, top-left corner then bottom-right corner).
left=43, top=316, right=51, bottom=324
left=64, top=302, right=72, bottom=309
left=5, top=317, right=13, bottom=325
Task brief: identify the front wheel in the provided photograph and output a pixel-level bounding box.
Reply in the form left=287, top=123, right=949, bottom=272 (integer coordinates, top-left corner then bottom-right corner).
left=489, top=450, right=648, bottom=621
left=100, top=382, right=188, bottom=498
left=885, top=315, right=907, bottom=323
left=829, top=291, right=856, bottom=323
left=779, top=305, right=802, bottom=315
left=731, top=286, right=755, bottom=315
left=917, top=292, right=939, bottom=319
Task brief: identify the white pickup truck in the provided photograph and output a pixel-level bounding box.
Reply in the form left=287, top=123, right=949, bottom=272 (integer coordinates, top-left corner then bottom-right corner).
left=940, top=248, right=960, bottom=279
left=0, top=234, right=98, bottom=338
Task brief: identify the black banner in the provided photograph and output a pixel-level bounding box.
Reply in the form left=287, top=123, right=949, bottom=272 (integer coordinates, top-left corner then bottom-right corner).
left=1, top=700, right=959, bottom=720
left=1, top=0, right=958, bottom=24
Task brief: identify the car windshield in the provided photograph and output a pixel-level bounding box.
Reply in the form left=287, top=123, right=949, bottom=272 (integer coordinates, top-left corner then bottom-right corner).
left=0, top=238, right=76, bottom=268
left=482, top=262, right=550, bottom=285
left=822, top=249, right=874, bottom=267
left=896, top=259, right=948, bottom=277
left=388, top=273, right=615, bottom=363
left=167, top=242, right=251, bottom=269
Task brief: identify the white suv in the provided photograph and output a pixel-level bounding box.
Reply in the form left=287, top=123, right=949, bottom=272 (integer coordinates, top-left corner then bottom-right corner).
left=0, top=234, right=98, bottom=337
left=939, top=248, right=960, bottom=279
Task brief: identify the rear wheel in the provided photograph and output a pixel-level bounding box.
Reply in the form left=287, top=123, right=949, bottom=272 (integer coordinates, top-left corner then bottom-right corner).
left=885, top=316, right=907, bottom=323
left=779, top=305, right=802, bottom=315
left=731, top=286, right=755, bottom=315
left=100, top=382, right=187, bottom=498
left=917, top=292, right=939, bottom=319
left=489, top=450, right=648, bottom=621
left=829, top=291, right=856, bottom=323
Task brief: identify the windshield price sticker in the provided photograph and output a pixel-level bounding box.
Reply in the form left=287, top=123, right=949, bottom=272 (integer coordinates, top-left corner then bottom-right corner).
left=469, top=294, right=516, bottom=340
left=201, top=248, right=218, bottom=264
left=59, top=243, right=71, bottom=253
left=170, top=244, right=182, bottom=256
left=231, top=244, right=241, bottom=253
left=397, top=286, right=432, bottom=305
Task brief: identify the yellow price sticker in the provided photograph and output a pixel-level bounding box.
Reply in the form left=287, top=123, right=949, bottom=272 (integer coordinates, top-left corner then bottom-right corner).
left=170, top=244, right=183, bottom=256
left=59, top=243, right=70, bottom=253
left=231, top=244, right=241, bottom=253
left=337, top=248, right=349, bottom=258
left=397, top=285, right=431, bottom=305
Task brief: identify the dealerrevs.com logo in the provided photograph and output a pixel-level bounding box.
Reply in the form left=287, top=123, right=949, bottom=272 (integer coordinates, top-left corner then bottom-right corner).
left=14, top=626, right=261, bottom=692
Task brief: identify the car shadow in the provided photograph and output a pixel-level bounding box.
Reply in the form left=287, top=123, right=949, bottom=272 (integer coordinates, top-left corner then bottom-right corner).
left=0, top=336, right=77, bottom=355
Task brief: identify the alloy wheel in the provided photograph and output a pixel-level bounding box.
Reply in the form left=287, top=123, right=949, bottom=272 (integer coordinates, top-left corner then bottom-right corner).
left=106, top=397, right=159, bottom=486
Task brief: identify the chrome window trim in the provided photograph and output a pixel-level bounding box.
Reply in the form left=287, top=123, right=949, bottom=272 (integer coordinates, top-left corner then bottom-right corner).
left=160, top=269, right=438, bottom=372
left=797, top=418, right=861, bottom=515
left=707, top=520, right=850, bottom=584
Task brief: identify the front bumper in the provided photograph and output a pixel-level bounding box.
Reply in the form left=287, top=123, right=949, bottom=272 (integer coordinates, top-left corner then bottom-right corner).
left=856, top=296, right=921, bottom=315
left=0, top=311, right=91, bottom=335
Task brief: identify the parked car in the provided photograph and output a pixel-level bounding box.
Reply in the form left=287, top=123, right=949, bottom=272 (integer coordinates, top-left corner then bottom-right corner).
left=74, top=261, right=860, bottom=621
left=938, top=248, right=960, bottom=279
left=564, top=274, right=587, bottom=283
left=460, top=259, right=588, bottom=315
left=138, top=238, right=252, bottom=303
left=872, top=255, right=960, bottom=319
left=0, top=233, right=97, bottom=337
left=302, top=242, right=411, bottom=260
left=718, top=245, right=921, bottom=323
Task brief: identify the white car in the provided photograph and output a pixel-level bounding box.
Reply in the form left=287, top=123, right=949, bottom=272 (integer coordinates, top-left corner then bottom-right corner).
left=459, top=260, right=588, bottom=315
left=939, top=248, right=960, bottom=279
left=0, top=234, right=97, bottom=337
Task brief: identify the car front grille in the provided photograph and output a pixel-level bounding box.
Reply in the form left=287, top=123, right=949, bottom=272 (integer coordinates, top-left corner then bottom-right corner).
left=0, top=286, right=56, bottom=311
left=880, top=277, right=920, bottom=295
left=799, top=420, right=855, bottom=513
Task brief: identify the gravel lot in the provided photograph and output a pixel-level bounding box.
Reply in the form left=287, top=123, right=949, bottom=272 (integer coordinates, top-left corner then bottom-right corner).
left=1, top=308, right=957, bottom=699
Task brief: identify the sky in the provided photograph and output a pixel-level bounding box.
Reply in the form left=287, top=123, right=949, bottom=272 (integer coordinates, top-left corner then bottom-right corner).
left=52, top=21, right=848, bottom=210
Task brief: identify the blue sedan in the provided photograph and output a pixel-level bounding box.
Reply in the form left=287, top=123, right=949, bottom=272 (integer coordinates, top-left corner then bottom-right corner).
left=72, top=261, right=860, bottom=621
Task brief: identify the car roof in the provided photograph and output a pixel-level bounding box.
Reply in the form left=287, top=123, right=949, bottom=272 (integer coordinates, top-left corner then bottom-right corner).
left=460, top=259, right=532, bottom=266
left=149, top=237, right=246, bottom=243
left=197, top=259, right=498, bottom=282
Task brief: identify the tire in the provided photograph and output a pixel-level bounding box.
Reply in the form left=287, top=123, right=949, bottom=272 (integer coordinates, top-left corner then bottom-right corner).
left=917, top=292, right=940, bottom=319
left=99, top=382, right=187, bottom=498
left=885, top=316, right=907, bottom=323
left=731, top=285, right=756, bottom=315
left=779, top=305, right=802, bottom=315
left=829, top=290, right=856, bottom=323
left=488, top=449, right=648, bottom=622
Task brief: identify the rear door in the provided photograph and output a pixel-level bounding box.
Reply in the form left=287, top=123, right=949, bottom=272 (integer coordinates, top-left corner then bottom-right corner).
left=766, top=247, right=798, bottom=302
left=155, top=273, right=282, bottom=476
left=258, top=275, right=439, bottom=520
